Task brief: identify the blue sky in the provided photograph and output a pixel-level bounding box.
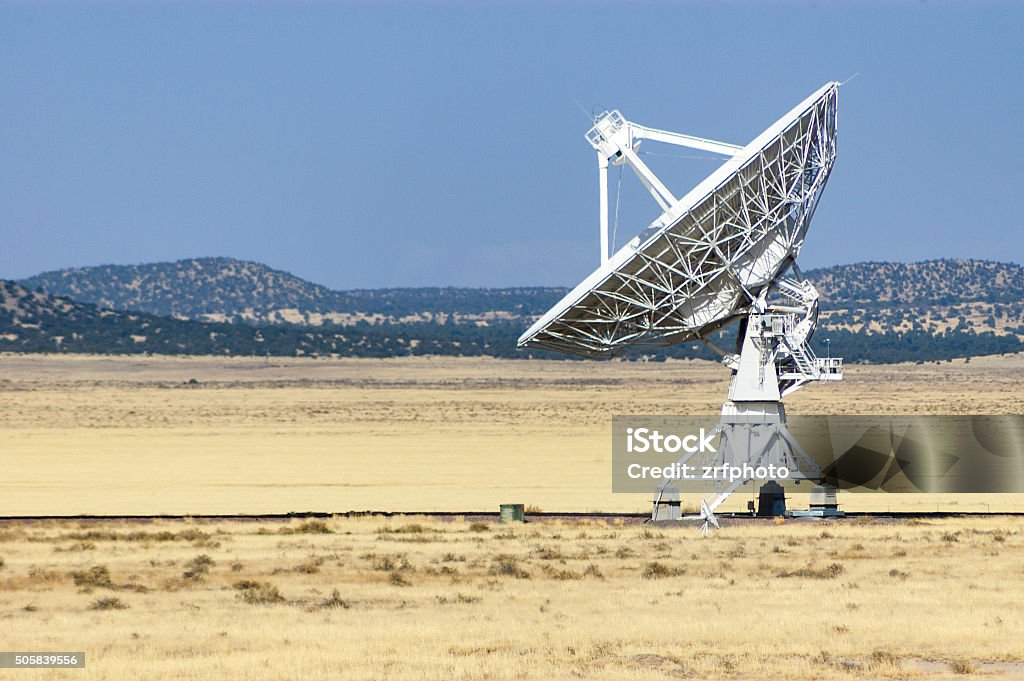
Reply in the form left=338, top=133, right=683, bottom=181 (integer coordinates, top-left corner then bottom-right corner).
left=1, top=1, right=1021, bottom=289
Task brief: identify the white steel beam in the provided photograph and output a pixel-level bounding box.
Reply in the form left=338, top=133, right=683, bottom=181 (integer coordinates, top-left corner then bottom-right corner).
left=617, top=143, right=676, bottom=210
left=630, top=125, right=742, bottom=157
left=598, top=153, right=609, bottom=264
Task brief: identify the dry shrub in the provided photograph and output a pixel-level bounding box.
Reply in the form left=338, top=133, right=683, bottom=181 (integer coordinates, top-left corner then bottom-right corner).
left=422, top=565, right=458, bottom=576
left=89, top=596, right=129, bottom=611
left=949, top=658, right=976, bottom=674
left=642, top=562, right=685, bottom=579
left=127, top=531, right=178, bottom=542
left=366, top=553, right=413, bottom=572
left=63, top=528, right=217, bottom=545
left=279, top=520, right=332, bottom=535
left=294, top=559, right=321, bottom=574
left=119, top=580, right=149, bottom=594
left=234, top=580, right=285, bottom=605
left=378, top=523, right=429, bottom=535
left=726, top=544, right=745, bottom=559
left=888, top=568, right=910, bottom=580
left=468, top=522, right=490, bottom=533
left=61, top=530, right=121, bottom=542
left=615, top=546, right=636, bottom=559
left=56, top=541, right=96, bottom=553
left=317, top=589, right=350, bottom=610
left=776, top=563, right=845, bottom=579
left=0, top=529, right=25, bottom=543
left=489, top=555, right=530, bottom=579
left=182, top=554, right=215, bottom=581
left=178, top=528, right=218, bottom=545
left=868, top=649, right=902, bottom=670
left=158, top=577, right=189, bottom=592
left=69, top=565, right=115, bottom=589
left=540, top=565, right=582, bottom=580
left=436, top=593, right=481, bottom=605
left=533, top=546, right=565, bottom=561
left=377, top=523, right=439, bottom=544
left=388, top=571, right=412, bottom=587
left=27, top=566, right=62, bottom=584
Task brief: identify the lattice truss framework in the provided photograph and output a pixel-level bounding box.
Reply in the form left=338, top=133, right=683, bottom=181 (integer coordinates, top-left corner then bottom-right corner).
left=520, top=87, right=838, bottom=358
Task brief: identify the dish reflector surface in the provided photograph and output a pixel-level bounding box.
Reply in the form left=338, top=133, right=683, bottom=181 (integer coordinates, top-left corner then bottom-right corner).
left=518, top=82, right=839, bottom=358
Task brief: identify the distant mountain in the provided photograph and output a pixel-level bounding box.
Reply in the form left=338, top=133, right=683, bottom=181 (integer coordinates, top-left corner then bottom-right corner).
left=0, top=280, right=518, bottom=358
left=8, top=257, right=1024, bottom=362
left=17, top=258, right=343, bottom=322
left=0, top=278, right=246, bottom=355
left=22, top=256, right=1024, bottom=323
left=805, top=260, right=1024, bottom=343
left=20, top=257, right=565, bottom=325
left=809, top=259, right=1024, bottom=306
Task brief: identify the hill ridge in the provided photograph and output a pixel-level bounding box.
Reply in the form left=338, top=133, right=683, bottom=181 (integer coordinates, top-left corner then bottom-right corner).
left=20, top=257, right=1024, bottom=326
left=20, top=257, right=567, bottom=325
left=2, top=268, right=1023, bottom=362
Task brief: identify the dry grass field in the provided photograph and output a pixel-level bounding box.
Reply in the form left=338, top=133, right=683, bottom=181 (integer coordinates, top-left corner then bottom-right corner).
left=0, top=514, right=1022, bottom=680
left=2, top=353, right=1024, bottom=679
left=1, top=353, right=1023, bottom=515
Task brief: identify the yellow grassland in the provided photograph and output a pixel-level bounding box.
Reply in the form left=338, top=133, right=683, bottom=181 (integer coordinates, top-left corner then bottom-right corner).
left=2, top=354, right=1024, bottom=679
left=0, top=515, right=1021, bottom=680
left=1, top=353, right=1023, bottom=515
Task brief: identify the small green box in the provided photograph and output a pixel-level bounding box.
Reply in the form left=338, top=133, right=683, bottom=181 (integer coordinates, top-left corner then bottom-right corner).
left=499, top=504, right=525, bottom=523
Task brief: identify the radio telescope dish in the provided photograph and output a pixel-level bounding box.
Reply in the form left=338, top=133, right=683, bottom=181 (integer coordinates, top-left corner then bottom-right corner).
left=519, top=82, right=838, bottom=359
left=519, top=83, right=845, bottom=532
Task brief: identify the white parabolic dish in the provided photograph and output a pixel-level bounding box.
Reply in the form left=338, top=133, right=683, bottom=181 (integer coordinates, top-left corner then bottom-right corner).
left=518, top=82, right=840, bottom=358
